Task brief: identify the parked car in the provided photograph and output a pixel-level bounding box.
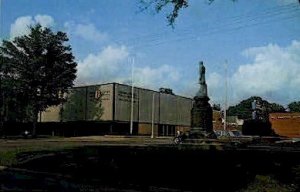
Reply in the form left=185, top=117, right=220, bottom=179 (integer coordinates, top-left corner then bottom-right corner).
left=214, top=130, right=242, bottom=138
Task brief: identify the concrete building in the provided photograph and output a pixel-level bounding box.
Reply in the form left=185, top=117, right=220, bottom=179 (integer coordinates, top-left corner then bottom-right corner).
left=41, top=83, right=193, bottom=136
left=269, top=113, right=300, bottom=138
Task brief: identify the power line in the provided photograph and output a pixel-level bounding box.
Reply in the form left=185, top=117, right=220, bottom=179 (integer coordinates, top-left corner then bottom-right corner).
left=112, top=2, right=300, bottom=48
left=130, top=9, right=300, bottom=49
left=175, top=3, right=299, bottom=37
left=109, top=3, right=300, bottom=50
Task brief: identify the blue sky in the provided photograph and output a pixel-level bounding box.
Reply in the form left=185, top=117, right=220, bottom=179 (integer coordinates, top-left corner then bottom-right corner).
left=1, top=0, right=300, bottom=106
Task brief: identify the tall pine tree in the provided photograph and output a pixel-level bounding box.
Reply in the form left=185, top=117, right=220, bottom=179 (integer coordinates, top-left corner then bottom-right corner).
left=0, top=24, right=77, bottom=136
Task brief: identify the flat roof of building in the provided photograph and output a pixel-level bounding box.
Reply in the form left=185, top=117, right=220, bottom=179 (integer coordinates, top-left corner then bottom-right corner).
left=73, top=82, right=193, bottom=100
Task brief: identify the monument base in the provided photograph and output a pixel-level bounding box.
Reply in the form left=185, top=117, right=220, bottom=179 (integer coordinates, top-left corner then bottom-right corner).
left=191, top=96, right=213, bottom=135
left=188, top=127, right=216, bottom=139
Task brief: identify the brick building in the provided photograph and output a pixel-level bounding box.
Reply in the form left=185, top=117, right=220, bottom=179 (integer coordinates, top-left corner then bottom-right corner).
left=269, top=113, right=300, bottom=138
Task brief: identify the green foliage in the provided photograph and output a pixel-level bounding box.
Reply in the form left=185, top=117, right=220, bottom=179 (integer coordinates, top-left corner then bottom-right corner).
left=212, top=103, right=221, bottom=111
left=62, top=87, right=104, bottom=121
left=228, top=96, right=259, bottom=119
left=140, top=0, right=238, bottom=27
left=140, top=0, right=299, bottom=27
left=227, top=96, right=285, bottom=120
left=0, top=150, right=18, bottom=166
left=140, top=0, right=189, bottom=27
left=87, top=87, right=104, bottom=121
left=0, top=24, right=77, bottom=134
left=269, top=102, right=286, bottom=112
left=62, top=89, right=86, bottom=121
left=288, top=101, right=300, bottom=112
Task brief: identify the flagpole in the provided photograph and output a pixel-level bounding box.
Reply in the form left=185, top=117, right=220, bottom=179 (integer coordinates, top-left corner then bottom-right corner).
left=151, top=92, right=155, bottom=138
left=130, top=57, right=134, bottom=135
left=223, top=60, right=228, bottom=134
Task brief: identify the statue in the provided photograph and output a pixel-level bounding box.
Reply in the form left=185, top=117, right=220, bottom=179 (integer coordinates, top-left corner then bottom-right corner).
left=191, top=61, right=213, bottom=134
left=196, top=61, right=208, bottom=98
left=199, top=61, right=205, bottom=84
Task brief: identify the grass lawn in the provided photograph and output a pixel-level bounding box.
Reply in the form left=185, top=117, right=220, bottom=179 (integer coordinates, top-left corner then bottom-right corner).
left=0, top=136, right=299, bottom=191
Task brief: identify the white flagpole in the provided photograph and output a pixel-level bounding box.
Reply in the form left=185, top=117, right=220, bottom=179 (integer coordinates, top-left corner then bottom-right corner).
left=223, top=60, right=228, bottom=134
left=151, top=92, right=155, bottom=138
left=130, top=57, right=134, bottom=135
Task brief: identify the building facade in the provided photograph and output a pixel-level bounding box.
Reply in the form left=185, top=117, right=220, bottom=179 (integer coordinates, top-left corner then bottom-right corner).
left=41, top=83, right=193, bottom=136
left=269, top=113, right=300, bottom=138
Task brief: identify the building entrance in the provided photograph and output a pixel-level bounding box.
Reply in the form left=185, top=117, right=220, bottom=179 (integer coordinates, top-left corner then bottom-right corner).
left=158, top=125, right=175, bottom=136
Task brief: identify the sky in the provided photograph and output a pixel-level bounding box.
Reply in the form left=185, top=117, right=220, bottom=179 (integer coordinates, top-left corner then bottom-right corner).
left=1, top=0, right=300, bottom=107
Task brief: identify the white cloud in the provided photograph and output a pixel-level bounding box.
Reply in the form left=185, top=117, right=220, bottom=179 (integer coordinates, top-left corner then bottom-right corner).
left=179, top=72, right=225, bottom=105
left=64, top=22, right=107, bottom=42
left=207, top=72, right=223, bottom=104
left=133, top=65, right=181, bottom=90
left=206, top=40, right=300, bottom=105
left=76, top=45, right=181, bottom=92
left=76, top=45, right=129, bottom=84
left=10, top=15, right=54, bottom=38
left=10, top=16, right=34, bottom=38
left=34, top=15, right=54, bottom=28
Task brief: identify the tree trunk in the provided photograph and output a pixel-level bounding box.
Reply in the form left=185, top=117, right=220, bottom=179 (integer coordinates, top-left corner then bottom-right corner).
left=32, top=109, right=38, bottom=138
left=0, top=121, right=4, bottom=138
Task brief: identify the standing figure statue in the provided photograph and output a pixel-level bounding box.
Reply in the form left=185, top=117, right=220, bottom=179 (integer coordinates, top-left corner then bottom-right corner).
left=191, top=61, right=213, bottom=133
left=196, top=61, right=208, bottom=98
left=199, top=61, right=206, bottom=84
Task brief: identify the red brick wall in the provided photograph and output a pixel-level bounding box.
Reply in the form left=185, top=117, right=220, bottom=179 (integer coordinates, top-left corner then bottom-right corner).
left=213, top=110, right=223, bottom=130
left=269, top=113, right=300, bottom=138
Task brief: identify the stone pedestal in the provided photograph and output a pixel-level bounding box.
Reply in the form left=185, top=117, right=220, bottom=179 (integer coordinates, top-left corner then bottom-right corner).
left=190, top=61, right=213, bottom=137
left=191, top=96, right=213, bottom=134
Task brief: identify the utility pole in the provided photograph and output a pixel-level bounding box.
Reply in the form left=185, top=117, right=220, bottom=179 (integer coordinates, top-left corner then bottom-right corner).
left=130, top=57, right=134, bottom=135
left=151, top=92, right=155, bottom=138
left=0, top=0, right=4, bottom=137
left=223, top=60, right=228, bottom=134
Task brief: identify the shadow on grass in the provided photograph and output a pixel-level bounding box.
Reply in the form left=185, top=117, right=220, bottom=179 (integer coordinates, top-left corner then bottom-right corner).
left=0, top=145, right=297, bottom=191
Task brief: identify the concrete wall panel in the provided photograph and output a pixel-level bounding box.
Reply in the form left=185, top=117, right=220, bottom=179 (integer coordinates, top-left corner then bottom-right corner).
left=62, top=88, right=86, bottom=121
left=40, top=106, right=61, bottom=122
left=138, top=123, right=158, bottom=136
left=41, top=83, right=193, bottom=128
left=86, top=84, right=113, bottom=121
left=138, top=89, right=159, bottom=124
left=159, top=93, right=192, bottom=126
left=114, top=84, right=139, bottom=122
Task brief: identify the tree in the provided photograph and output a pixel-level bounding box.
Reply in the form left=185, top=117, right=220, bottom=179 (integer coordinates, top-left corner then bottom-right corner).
left=159, top=87, right=174, bottom=95
left=268, top=103, right=286, bottom=113
left=62, top=87, right=104, bottom=121
left=140, top=0, right=232, bottom=27
left=227, top=96, right=285, bottom=120
left=212, top=103, right=221, bottom=111
left=288, top=101, right=300, bottom=112
left=1, top=54, right=30, bottom=123
left=0, top=24, right=77, bottom=136
left=140, top=0, right=188, bottom=27
left=1, top=40, right=31, bottom=136
left=140, top=0, right=299, bottom=27
left=227, top=96, right=284, bottom=136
